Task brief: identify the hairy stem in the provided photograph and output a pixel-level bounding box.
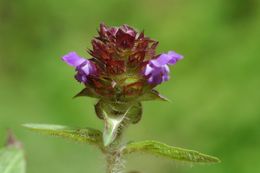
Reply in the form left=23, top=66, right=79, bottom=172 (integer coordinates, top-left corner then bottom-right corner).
left=105, top=125, right=126, bottom=173
left=102, top=101, right=134, bottom=173
left=106, top=148, right=123, bottom=173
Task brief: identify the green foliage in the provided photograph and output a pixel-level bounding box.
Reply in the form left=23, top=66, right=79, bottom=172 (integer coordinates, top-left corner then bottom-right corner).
left=123, top=140, right=220, bottom=163
left=95, top=100, right=143, bottom=146
left=22, top=124, right=103, bottom=148
left=139, top=90, right=169, bottom=102
left=0, top=131, right=26, bottom=173
left=74, top=86, right=100, bottom=99
left=102, top=114, right=125, bottom=147
left=95, top=100, right=126, bottom=146
left=125, top=102, right=142, bottom=124
left=95, top=100, right=143, bottom=123
left=0, top=147, right=26, bottom=173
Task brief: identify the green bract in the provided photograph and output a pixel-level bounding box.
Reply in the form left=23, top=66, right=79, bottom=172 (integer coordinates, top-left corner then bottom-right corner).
left=95, top=100, right=142, bottom=146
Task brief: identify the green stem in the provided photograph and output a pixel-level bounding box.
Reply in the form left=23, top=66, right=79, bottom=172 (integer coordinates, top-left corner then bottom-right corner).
left=106, top=149, right=123, bottom=173
left=105, top=138, right=124, bottom=173
left=100, top=101, right=135, bottom=173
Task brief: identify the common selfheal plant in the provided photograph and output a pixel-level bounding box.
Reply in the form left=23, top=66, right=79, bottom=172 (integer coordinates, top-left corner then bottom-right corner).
left=23, top=23, right=220, bottom=173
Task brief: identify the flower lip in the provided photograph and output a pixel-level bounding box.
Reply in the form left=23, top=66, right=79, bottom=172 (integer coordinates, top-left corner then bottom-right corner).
left=167, top=51, right=183, bottom=65
left=62, top=52, right=86, bottom=67
left=150, top=51, right=183, bottom=67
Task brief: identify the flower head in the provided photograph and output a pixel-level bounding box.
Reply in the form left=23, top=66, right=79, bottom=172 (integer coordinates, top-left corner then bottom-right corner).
left=62, top=23, right=183, bottom=101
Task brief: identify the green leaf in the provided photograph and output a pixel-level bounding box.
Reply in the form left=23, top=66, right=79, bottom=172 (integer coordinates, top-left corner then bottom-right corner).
left=74, top=86, right=100, bottom=98
left=0, top=131, right=26, bottom=173
left=95, top=100, right=127, bottom=146
left=95, top=100, right=143, bottom=146
left=126, top=102, right=142, bottom=124
left=123, top=140, right=220, bottom=163
left=139, top=90, right=169, bottom=102
left=0, top=147, right=26, bottom=173
left=23, top=123, right=103, bottom=147
left=94, top=100, right=106, bottom=120
left=95, top=100, right=142, bottom=124
left=103, top=113, right=125, bottom=147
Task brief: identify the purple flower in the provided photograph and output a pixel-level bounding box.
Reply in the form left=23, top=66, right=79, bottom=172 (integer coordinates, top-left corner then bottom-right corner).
left=144, top=51, right=183, bottom=84
left=62, top=52, right=96, bottom=83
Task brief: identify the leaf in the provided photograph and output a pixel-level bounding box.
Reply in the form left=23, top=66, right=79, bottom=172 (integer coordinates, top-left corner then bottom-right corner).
left=0, top=147, right=26, bottom=173
left=0, top=131, right=26, bottom=173
left=23, top=123, right=103, bottom=147
left=126, top=102, right=142, bottom=124
left=103, top=113, right=125, bottom=147
left=94, top=100, right=106, bottom=120
left=139, top=90, right=169, bottom=102
left=74, top=86, right=100, bottom=98
left=123, top=140, right=220, bottom=163
left=95, top=100, right=142, bottom=123
left=95, top=100, right=127, bottom=146
left=95, top=100, right=143, bottom=146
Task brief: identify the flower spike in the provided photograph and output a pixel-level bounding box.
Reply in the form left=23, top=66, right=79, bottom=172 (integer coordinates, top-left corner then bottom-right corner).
left=62, top=24, right=183, bottom=102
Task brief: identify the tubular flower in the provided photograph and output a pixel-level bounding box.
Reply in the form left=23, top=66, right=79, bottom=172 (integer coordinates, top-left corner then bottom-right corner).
left=62, top=52, right=96, bottom=83
left=62, top=23, right=183, bottom=102
left=144, top=51, right=183, bottom=84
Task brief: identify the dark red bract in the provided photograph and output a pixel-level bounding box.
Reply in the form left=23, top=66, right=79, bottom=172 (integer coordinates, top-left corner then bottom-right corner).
left=85, top=23, right=159, bottom=100
left=89, top=23, right=158, bottom=75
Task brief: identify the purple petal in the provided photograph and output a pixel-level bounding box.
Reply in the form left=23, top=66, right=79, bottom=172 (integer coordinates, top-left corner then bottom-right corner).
left=74, top=60, right=96, bottom=83
left=148, top=76, right=154, bottom=83
left=75, top=72, right=87, bottom=83
left=62, top=52, right=97, bottom=84
left=164, top=65, right=170, bottom=73
left=152, top=73, right=163, bottom=84
left=62, top=52, right=86, bottom=67
left=81, top=62, right=91, bottom=75
left=162, top=72, right=170, bottom=82
left=150, top=54, right=172, bottom=67
left=144, top=64, right=153, bottom=76
left=151, top=51, right=183, bottom=67
left=167, top=51, right=183, bottom=65
left=144, top=63, right=170, bottom=84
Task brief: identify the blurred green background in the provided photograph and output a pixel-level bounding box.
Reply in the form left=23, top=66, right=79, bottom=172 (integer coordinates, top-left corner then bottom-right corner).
left=0, top=0, right=260, bottom=172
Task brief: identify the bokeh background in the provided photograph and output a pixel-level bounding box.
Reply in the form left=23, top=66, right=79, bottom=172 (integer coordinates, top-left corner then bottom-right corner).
left=1, top=0, right=260, bottom=172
